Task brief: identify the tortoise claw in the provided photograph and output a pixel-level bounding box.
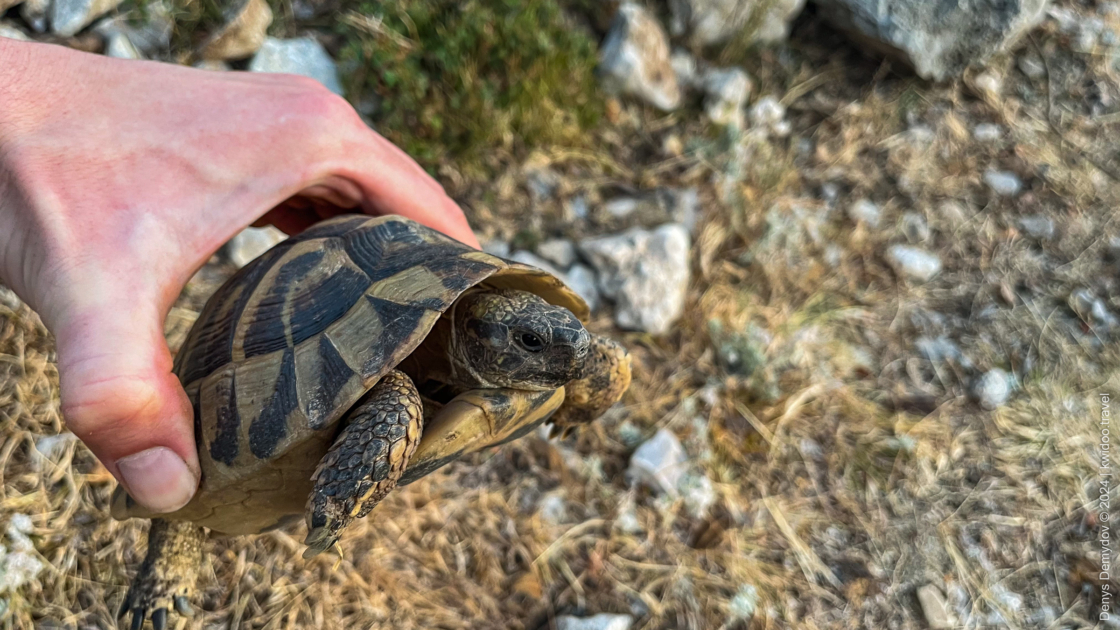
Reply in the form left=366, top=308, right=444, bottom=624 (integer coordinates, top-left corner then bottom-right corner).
left=129, top=609, right=145, bottom=630
left=151, top=608, right=168, bottom=630
left=174, top=595, right=194, bottom=617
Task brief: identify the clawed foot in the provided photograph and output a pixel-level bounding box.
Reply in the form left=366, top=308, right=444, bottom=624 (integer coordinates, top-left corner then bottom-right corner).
left=118, top=519, right=205, bottom=629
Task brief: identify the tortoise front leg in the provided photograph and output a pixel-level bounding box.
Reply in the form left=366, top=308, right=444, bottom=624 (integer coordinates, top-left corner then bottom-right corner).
left=548, top=334, right=632, bottom=437
left=303, top=369, right=423, bottom=558
left=119, top=518, right=205, bottom=630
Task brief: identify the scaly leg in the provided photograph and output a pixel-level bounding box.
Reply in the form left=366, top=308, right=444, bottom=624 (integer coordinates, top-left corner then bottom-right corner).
left=119, top=518, right=205, bottom=630
left=302, top=369, right=424, bottom=558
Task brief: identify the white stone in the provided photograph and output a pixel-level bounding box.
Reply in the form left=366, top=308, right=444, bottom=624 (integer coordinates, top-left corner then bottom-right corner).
left=670, top=49, right=698, bottom=87
left=51, top=0, right=124, bottom=37
left=847, top=198, right=881, bottom=228
left=536, top=239, right=577, bottom=269
left=556, top=614, right=634, bottom=630
left=627, top=428, right=688, bottom=496
left=0, top=21, right=30, bottom=40
left=984, top=169, right=1022, bottom=196
left=193, top=59, right=231, bottom=71
left=249, top=36, right=343, bottom=95
left=671, top=0, right=806, bottom=45
left=1017, top=215, right=1054, bottom=240
left=973, top=123, right=1002, bottom=141
left=599, top=2, right=682, bottom=111
left=538, top=493, right=567, bottom=524
left=104, top=31, right=142, bottom=59
left=728, top=584, right=759, bottom=622
left=701, top=67, right=751, bottom=128
left=886, top=245, right=942, bottom=282
left=579, top=224, right=691, bottom=334
left=917, top=584, right=956, bottom=629
left=750, top=95, right=786, bottom=135
left=565, top=264, right=601, bottom=312
left=223, top=226, right=288, bottom=268
left=972, top=368, right=1012, bottom=410
left=93, top=0, right=173, bottom=54
left=21, top=0, right=49, bottom=33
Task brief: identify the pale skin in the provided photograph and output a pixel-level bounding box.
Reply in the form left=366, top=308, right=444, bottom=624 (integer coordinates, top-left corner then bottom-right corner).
left=0, top=38, right=479, bottom=515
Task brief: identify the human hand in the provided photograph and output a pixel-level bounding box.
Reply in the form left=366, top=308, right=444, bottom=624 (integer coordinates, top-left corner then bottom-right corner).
left=0, top=38, right=478, bottom=515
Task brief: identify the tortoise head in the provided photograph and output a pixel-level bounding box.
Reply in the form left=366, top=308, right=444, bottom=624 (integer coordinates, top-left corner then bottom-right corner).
left=449, top=289, right=590, bottom=390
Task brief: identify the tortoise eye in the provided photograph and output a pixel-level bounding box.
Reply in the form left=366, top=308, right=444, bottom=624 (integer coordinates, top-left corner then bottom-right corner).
left=519, top=332, right=545, bottom=352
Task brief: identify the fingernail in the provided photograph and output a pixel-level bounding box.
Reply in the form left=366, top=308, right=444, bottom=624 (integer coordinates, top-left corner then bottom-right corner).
left=116, top=446, right=198, bottom=513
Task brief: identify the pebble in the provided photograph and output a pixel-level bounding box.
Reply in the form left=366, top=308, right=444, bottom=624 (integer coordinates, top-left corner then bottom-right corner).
left=21, top=0, right=49, bottom=33
left=972, top=368, right=1012, bottom=410
left=598, top=2, right=682, bottom=111
left=565, top=265, right=601, bottom=312
left=847, top=198, right=881, bottom=228
left=603, top=197, right=640, bottom=218
left=670, top=49, right=699, bottom=87
left=579, top=224, right=691, bottom=334
left=199, top=0, right=273, bottom=61
left=974, top=71, right=1003, bottom=96
left=249, top=36, right=343, bottom=95
left=1017, top=215, right=1055, bottom=240
left=917, top=584, right=956, bottom=629
left=749, top=95, right=788, bottom=136
left=700, top=67, right=752, bottom=128
left=556, top=614, right=635, bottom=630
left=728, top=584, right=760, bottom=622
left=92, top=0, right=173, bottom=55
left=627, top=428, right=688, bottom=496
left=51, top=0, right=125, bottom=37
left=887, top=245, right=942, bottom=282
left=193, top=59, right=231, bottom=71
left=0, top=21, right=30, bottom=40
left=222, top=225, right=288, bottom=268
left=983, top=169, right=1022, bottom=196
left=973, top=123, right=1002, bottom=141
left=104, top=31, right=142, bottom=59
left=536, top=239, right=577, bottom=269
left=1018, top=52, right=1046, bottom=79
left=538, top=493, right=567, bottom=524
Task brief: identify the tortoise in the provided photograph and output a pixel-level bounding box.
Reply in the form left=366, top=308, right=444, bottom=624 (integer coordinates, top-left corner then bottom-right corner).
left=109, top=214, right=632, bottom=629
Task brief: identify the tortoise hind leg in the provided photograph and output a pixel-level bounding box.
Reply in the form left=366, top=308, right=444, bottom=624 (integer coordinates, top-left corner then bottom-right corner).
left=303, top=369, right=424, bottom=558
left=119, top=518, right=205, bottom=630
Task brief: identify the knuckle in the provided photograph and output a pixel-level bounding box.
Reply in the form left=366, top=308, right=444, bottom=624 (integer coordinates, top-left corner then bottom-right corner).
left=60, top=373, right=163, bottom=439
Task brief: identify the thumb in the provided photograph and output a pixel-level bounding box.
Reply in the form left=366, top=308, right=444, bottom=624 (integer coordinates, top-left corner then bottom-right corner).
left=53, top=300, right=200, bottom=514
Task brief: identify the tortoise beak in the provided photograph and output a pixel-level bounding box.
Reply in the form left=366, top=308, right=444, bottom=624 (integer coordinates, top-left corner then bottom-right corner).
left=550, top=318, right=591, bottom=378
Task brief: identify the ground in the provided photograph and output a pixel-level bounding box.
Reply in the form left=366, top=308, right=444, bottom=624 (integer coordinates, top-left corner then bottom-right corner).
left=0, top=1, right=1118, bottom=629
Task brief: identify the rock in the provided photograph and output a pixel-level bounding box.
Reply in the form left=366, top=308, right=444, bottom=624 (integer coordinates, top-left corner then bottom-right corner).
left=51, top=0, right=125, bottom=37
left=1018, top=51, right=1046, bottom=79
left=482, top=240, right=511, bottom=259
left=556, top=614, right=635, bottom=630
left=222, top=226, right=288, bottom=268
left=847, top=198, right=881, bottom=228
left=613, top=502, right=644, bottom=534
left=670, top=49, right=699, bottom=87
left=199, top=0, right=273, bottom=61
left=984, top=169, right=1022, bottom=196
left=1017, top=215, right=1054, bottom=240
left=0, top=21, right=30, bottom=40
left=92, top=0, right=173, bottom=55
left=21, top=0, right=49, bottom=33
left=104, top=31, right=142, bottom=59
left=669, top=0, right=806, bottom=46
left=813, top=0, right=1050, bottom=81
left=700, top=67, right=751, bottom=128
left=193, top=59, right=231, bottom=71
left=749, top=95, right=789, bottom=136
left=564, top=264, right=602, bottom=312
left=900, top=212, right=930, bottom=242
left=1069, top=289, right=1119, bottom=330
left=598, top=2, right=682, bottom=111
left=886, top=245, right=942, bottom=283
left=0, top=514, right=44, bottom=593
left=973, top=70, right=1004, bottom=97
left=604, top=197, right=639, bottom=218
left=663, top=187, right=700, bottom=233
left=579, top=224, right=691, bottom=334
left=627, top=428, right=688, bottom=496
left=510, top=250, right=564, bottom=277
left=973, top=123, right=1002, bottom=141
left=249, top=36, right=343, bottom=96
left=679, top=470, right=717, bottom=517
left=728, top=584, right=759, bottom=622
left=972, top=368, right=1012, bottom=410
left=917, top=584, right=956, bottom=629
left=536, top=239, right=577, bottom=269
left=538, top=493, right=567, bottom=524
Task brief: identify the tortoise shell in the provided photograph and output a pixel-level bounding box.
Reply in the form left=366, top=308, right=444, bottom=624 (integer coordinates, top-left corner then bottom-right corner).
left=110, top=214, right=588, bottom=534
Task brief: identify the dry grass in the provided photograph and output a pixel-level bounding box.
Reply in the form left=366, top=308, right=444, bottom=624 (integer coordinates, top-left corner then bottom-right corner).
left=1, top=2, right=1119, bottom=629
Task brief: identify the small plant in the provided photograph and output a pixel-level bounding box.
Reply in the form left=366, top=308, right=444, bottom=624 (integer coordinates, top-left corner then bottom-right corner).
left=336, top=0, right=603, bottom=171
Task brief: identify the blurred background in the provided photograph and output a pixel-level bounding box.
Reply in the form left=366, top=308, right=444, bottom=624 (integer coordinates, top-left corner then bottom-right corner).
left=1, top=0, right=1118, bottom=627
